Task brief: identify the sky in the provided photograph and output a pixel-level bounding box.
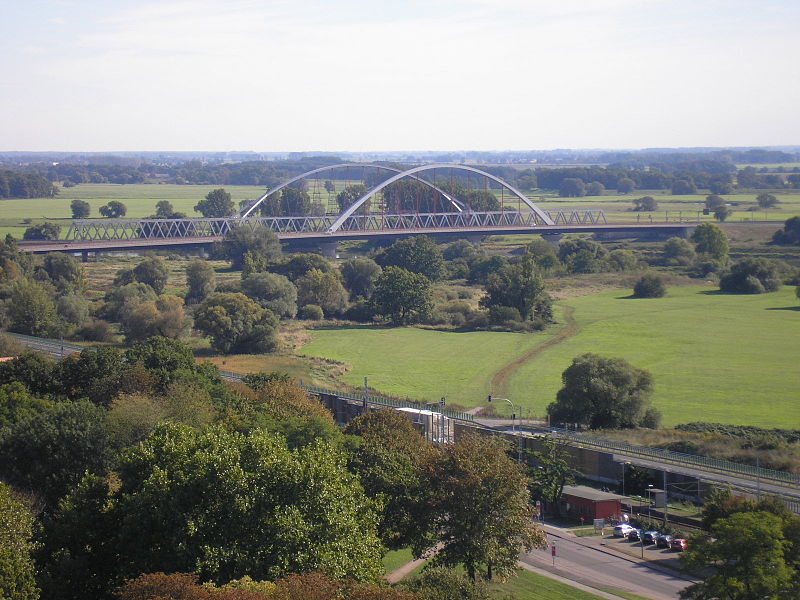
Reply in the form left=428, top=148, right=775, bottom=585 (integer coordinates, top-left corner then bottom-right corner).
left=1, top=0, right=798, bottom=152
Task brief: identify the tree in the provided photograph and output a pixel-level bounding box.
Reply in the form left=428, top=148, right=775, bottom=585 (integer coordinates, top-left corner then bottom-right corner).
left=0, top=351, right=59, bottom=398
left=40, top=252, right=87, bottom=293
left=757, top=193, right=779, bottom=209
left=194, top=188, right=234, bottom=217
left=7, top=278, right=59, bottom=336
left=0, top=399, right=112, bottom=507
left=375, top=236, right=445, bottom=281
left=295, top=269, right=348, bottom=317
left=607, top=249, right=639, bottom=272
left=0, top=483, right=39, bottom=600
left=57, top=293, right=90, bottom=327
left=417, top=433, right=546, bottom=581
left=345, top=409, right=433, bottom=550
left=632, top=196, right=658, bottom=211
left=370, top=266, right=433, bottom=325
left=70, top=199, right=91, bottom=219
left=585, top=181, right=605, bottom=196
left=222, top=224, right=282, bottom=269
left=772, top=216, right=800, bottom=245
left=42, top=425, right=384, bottom=595
left=663, top=237, right=696, bottom=266
left=526, top=436, right=575, bottom=507
left=559, top=178, right=586, bottom=197
left=617, top=177, right=635, bottom=194
left=633, top=273, right=666, bottom=298
left=132, top=257, right=169, bottom=294
left=704, top=194, right=726, bottom=210
left=713, top=205, right=733, bottom=222
left=719, top=258, right=782, bottom=294
left=401, top=568, right=492, bottom=600
left=480, top=253, right=552, bottom=324
left=271, top=253, right=333, bottom=282
left=279, top=187, right=313, bottom=215
left=185, top=260, right=216, bottom=304
left=103, top=282, right=158, bottom=321
left=23, top=222, right=60, bottom=240
left=547, top=353, right=658, bottom=429
left=194, top=293, right=279, bottom=354
left=340, top=257, right=382, bottom=300
left=241, top=271, right=297, bottom=318
left=121, top=295, right=191, bottom=343
left=671, top=179, right=697, bottom=195
left=336, top=184, right=369, bottom=214
left=691, top=222, right=729, bottom=262
left=99, top=201, right=127, bottom=218
left=680, top=511, right=796, bottom=600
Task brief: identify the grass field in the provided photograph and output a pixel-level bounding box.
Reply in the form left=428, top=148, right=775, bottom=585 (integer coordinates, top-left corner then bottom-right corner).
left=486, top=569, right=629, bottom=600
left=300, top=285, right=799, bottom=428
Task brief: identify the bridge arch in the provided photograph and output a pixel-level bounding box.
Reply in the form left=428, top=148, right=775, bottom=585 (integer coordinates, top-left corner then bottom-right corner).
left=238, top=163, right=464, bottom=219
left=327, top=163, right=554, bottom=232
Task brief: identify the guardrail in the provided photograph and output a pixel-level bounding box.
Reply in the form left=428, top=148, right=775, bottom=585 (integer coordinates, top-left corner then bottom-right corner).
left=546, top=426, right=799, bottom=488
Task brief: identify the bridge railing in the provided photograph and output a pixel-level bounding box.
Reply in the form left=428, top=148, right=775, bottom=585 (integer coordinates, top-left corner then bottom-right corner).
left=544, top=426, right=800, bottom=488
left=64, top=209, right=607, bottom=241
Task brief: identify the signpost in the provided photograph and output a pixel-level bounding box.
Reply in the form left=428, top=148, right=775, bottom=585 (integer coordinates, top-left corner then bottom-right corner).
left=551, top=543, right=556, bottom=566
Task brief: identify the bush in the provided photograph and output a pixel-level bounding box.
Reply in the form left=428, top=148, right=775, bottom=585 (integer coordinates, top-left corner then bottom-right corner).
left=488, top=305, right=522, bottom=326
left=22, top=222, right=60, bottom=241
left=343, top=300, right=375, bottom=322
left=78, top=319, right=116, bottom=342
left=719, top=258, right=781, bottom=294
left=633, top=273, right=666, bottom=298
left=298, top=304, right=324, bottom=320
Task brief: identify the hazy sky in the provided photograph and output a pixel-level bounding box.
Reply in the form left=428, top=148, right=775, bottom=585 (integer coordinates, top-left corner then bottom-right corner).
left=1, top=0, right=798, bottom=152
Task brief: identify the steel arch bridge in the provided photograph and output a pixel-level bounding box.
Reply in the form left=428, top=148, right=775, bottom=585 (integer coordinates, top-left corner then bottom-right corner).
left=64, top=163, right=607, bottom=242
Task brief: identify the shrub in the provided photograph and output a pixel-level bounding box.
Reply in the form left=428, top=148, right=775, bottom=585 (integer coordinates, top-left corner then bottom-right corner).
left=633, top=273, right=666, bottom=298
left=298, top=304, right=324, bottom=320
left=78, top=319, right=116, bottom=342
left=719, top=258, right=781, bottom=294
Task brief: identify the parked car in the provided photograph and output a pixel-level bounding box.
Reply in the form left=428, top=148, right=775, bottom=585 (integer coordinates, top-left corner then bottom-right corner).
left=656, top=534, right=674, bottom=548
left=626, top=528, right=642, bottom=541
left=642, top=530, right=660, bottom=545
left=614, top=523, right=635, bottom=537
left=670, top=538, right=688, bottom=552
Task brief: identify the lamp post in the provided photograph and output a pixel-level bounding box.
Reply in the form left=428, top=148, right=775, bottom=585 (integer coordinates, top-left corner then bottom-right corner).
left=488, top=395, right=519, bottom=463
left=621, top=461, right=631, bottom=497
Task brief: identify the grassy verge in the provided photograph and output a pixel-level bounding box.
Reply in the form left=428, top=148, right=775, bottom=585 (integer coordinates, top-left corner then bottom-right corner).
left=382, top=548, right=415, bottom=574
left=486, top=569, right=625, bottom=599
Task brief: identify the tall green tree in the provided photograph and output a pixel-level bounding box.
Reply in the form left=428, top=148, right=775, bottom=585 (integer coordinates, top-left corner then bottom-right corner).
left=336, top=184, right=369, bottom=214
left=370, top=266, right=433, bottom=325
left=0, top=400, right=112, bottom=508
left=526, top=436, right=575, bottom=507
left=40, top=253, right=87, bottom=294
left=194, top=293, right=279, bottom=354
left=375, top=236, right=445, bottom=281
left=691, top=222, right=729, bottom=262
left=480, top=253, right=552, bottom=324
left=132, top=257, right=169, bottom=294
left=194, top=188, right=234, bottom=217
left=719, top=257, right=781, bottom=294
left=7, top=278, right=59, bottom=337
left=41, top=425, right=384, bottom=597
left=222, top=224, right=282, bottom=269
left=417, top=433, right=546, bottom=581
left=680, top=511, right=797, bottom=600
left=185, top=260, right=216, bottom=304
left=547, top=353, right=659, bottom=429
left=241, top=272, right=297, bottom=318
left=295, top=269, right=348, bottom=317
left=70, top=199, right=90, bottom=219
left=98, top=201, right=127, bottom=218
left=756, top=193, right=779, bottom=209
left=340, top=257, right=382, bottom=300
left=0, top=483, right=39, bottom=600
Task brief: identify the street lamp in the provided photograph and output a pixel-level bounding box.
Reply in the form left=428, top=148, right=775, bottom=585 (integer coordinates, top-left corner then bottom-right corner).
left=621, top=461, right=631, bottom=497
left=488, top=395, right=520, bottom=463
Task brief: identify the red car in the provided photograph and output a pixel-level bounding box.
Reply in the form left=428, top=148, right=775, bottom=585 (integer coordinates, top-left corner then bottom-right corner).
left=670, top=538, right=688, bottom=552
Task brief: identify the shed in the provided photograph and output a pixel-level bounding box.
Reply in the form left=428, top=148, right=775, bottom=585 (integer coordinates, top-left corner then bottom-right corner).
left=557, top=485, right=630, bottom=522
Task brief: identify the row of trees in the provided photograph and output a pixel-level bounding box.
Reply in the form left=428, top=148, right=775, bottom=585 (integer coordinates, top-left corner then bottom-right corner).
left=0, top=340, right=544, bottom=598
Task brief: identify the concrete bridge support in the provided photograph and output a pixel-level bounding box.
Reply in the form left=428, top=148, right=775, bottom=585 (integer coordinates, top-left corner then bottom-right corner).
left=542, top=233, right=563, bottom=248
left=319, top=241, right=339, bottom=259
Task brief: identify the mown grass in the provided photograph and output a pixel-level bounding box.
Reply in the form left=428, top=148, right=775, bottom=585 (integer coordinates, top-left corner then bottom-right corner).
left=382, top=548, right=415, bottom=574
left=505, top=285, right=800, bottom=428
left=485, top=568, right=624, bottom=599
left=300, top=285, right=799, bottom=428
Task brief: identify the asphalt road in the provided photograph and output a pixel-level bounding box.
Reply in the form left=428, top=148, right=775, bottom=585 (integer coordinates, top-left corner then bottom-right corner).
left=521, top=529, right=695, bottom=600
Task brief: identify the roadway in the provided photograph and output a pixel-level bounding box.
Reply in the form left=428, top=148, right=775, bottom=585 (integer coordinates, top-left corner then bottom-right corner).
left=17, top=222, right=697, bottom=254
left=523, top=526, right=696, bottom=600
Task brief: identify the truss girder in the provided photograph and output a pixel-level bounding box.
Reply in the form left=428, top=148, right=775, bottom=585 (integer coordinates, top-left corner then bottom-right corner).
left=65, top=210, right=606, bottom=241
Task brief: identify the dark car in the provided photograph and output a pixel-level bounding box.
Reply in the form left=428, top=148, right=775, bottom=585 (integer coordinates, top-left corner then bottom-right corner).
left=626, top=528, right=642, bottom=541
left=670, top=538, right=688, bottom=552
left=656, top=534, right=673, bottom=548
left=642, top=530, right=659, bottom=545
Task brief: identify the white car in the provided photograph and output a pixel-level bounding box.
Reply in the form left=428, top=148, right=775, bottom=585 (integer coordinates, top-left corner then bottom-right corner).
left=613, top=523, right=635, bottom=537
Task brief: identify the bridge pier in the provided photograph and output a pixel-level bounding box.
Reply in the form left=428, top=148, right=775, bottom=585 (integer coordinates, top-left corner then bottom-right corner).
left=319, top=240, right=339, bottom=259
left=81, top=250, right=89, bottom=263
left=466, top=234, right=484, bottom=246
left=542, top=233, right=563, bottom=248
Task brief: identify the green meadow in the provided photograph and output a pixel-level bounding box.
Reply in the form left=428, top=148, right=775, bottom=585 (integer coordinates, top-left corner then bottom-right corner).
left=301, top=286, right=800, bottom=428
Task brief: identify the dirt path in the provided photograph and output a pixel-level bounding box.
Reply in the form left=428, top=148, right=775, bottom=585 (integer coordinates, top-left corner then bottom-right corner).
left=490, top=305, right=579, bottom=394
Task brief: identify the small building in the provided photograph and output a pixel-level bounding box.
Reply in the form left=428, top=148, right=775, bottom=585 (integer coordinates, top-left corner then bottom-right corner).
left=556, top=485, right=631, bottom=522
